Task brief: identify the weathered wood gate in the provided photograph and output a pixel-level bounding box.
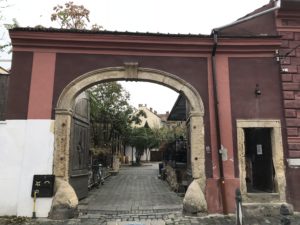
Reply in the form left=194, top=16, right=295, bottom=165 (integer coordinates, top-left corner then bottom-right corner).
left=69, top=93, right=90, bottom=199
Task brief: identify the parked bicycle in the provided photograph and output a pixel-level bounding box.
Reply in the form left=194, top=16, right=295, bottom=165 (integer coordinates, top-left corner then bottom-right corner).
left=88, top=162, right=104, bottom=190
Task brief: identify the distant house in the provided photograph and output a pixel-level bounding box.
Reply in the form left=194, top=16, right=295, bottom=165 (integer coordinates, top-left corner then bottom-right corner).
left=132, top=104, right=162, bottom=129
left=125, top=104, right=163, bottom=163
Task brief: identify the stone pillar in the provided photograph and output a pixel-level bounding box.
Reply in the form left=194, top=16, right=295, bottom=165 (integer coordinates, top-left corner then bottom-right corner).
left=53, top=110, right=72, bottom=179
left=189, top=113, right=205, bottom=189
left=51, top=109, right=79, bottom=219
left=183, top=113, right=207, bottom=213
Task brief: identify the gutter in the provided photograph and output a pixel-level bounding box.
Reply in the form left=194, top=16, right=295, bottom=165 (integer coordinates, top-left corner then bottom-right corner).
left=210, top=0, right=281, bottom=215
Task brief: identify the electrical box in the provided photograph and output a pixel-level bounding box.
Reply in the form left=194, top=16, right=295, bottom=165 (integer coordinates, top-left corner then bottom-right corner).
left=31, top=175, right=55, bottom=198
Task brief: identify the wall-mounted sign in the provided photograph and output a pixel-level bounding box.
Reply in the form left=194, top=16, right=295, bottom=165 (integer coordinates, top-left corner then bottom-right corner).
left=256, top=144, right=263, bottom=155
left=31, top=175, right=55, bottom=198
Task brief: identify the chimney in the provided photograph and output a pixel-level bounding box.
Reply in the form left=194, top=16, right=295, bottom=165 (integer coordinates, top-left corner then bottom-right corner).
left=145, top=104, right=147, bottom=107
left=154, top=110, right=157, bottom=114
left=166, top=111, right=169, bottom=115
left=138, top=104, right=142, bottom=107
left=150, top=107, right=153, bottom=112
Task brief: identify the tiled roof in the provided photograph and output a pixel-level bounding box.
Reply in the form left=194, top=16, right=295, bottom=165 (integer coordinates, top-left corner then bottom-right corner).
left=10, top=27, right=210, bottom=38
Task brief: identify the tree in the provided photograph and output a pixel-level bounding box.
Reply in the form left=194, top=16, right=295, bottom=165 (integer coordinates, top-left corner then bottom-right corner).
left=88, top=82, right=146, bottom=149
left=130, top=127, right=148, bottom=165
left=130, top=127, right=160, bottom=165
left=89, top=82, right=130, bottom=147
left=51, top=1, right=102, bottom=30
left=1, top=19, right=18, bottom=53
left=154, top=125, right=186, bottom=144
left=0, top=1, right=17, bottom=53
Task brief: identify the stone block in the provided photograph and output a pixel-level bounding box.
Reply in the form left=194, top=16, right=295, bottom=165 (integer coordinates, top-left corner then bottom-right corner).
left=281, top=40, right=290, bottom=48
left=280, top=31, right=294, bottom=40
left=294, top=92, right=300, bottom=100
left=280, top=203, right=294, bottom=215
left=289, top=41, right=300, bottom=49
left=282, top=74, right=293, bottom=82
left=284, top=100, right=300, bottom=108
left=283, top=91, right=294, bottom=100
left=288, top=143, right=300, bottom=150
left=287, top=128, right=298, bottom=136
left=243, top=203, right=287, bottom=217
left=283, top=65, right=298, bottom=73
left=279, top=49, right=296, bottom=57
left=48, top=178, right=79, bottom=219
left=284, top=109, right=297, bottom=118
left=183, top=179, right=207, bottom=213
left=293, top=75, right=300, bottom=83
left=295, top=32, right=300, bottom=41
left=287, top=19, right=300, bottom=26
left=283, top=83, right=300, bottom=91
left=289, top=150, right=300, bottom=158
left=286, top=118, right=300, bottom=126
left=281, top=56, right=291, bottom=65
left=291, top=57, right=300, bottom=65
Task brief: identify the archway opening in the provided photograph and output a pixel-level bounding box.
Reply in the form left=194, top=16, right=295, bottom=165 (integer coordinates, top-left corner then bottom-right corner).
left=51, top=66, right=206, bottom=218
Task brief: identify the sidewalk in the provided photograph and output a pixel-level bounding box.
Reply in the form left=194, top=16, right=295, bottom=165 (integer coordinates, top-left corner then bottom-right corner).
left=1, top=213, right=300, bottom=225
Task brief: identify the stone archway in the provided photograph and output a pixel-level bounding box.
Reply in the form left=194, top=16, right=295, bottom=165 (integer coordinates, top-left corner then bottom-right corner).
left=50, top=64, right=206, bottom=218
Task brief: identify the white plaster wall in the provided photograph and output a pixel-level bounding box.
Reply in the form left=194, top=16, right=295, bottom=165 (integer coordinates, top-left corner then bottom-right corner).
left=125, top=146, right=135, bottom=163
left=0, top=120, right=54, bottom=217
left=125, top=146, right=149, bottom=162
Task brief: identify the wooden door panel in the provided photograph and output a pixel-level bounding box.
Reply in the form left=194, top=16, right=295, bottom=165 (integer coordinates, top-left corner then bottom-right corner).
left=70, top=96, right=90, bottom=200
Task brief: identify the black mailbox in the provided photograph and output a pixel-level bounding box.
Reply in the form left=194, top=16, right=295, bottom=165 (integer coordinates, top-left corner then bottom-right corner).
left=31, top=175, right=55, bottom=198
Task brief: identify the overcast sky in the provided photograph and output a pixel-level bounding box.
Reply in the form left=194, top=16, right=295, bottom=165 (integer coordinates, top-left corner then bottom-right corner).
left=0, top=0, right=270, bottom=113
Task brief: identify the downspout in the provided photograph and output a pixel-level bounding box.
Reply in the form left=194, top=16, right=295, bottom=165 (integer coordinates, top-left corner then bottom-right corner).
left=211, top=31, right=228, bottom=214
left=210, top=0, right=281, bottom=215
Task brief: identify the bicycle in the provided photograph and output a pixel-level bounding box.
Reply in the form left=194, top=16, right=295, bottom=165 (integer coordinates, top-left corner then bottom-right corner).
left=88, top=163, right=104, bottom=190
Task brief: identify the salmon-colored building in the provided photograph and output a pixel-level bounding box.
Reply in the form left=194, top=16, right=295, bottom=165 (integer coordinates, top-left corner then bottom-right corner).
left=0, top=0, right=300, bottom=218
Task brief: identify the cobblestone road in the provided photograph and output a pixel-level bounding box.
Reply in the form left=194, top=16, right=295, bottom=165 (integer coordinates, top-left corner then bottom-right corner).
left=79, top=163, right=183, bottom=215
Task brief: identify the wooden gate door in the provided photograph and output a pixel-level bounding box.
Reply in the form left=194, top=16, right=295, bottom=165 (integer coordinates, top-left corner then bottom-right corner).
left=69, top=93, right=90, bottom=199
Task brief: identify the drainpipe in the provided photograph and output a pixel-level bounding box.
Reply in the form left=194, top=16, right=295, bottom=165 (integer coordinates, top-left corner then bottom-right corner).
left=211, top=31, right=228, bottom=214
left=210, top=0, right=281, bottom=214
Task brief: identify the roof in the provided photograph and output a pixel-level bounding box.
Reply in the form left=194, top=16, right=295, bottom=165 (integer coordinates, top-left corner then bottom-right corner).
left=167, top=94, right=186, bottom=121
left=0, top=66, right=9, bottom=75
left=10, top=27, right=279, bottom=39
left=214, top=1, right=278, bottom=37
left=10, top=27, right=210, bottom=38
left=9, top=26, right=281, bottom=56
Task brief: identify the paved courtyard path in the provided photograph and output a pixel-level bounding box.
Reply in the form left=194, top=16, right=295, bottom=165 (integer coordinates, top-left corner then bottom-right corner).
left=2, top=164, right=300, bottom=224
left=79, top=163, right=183, bottom=215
